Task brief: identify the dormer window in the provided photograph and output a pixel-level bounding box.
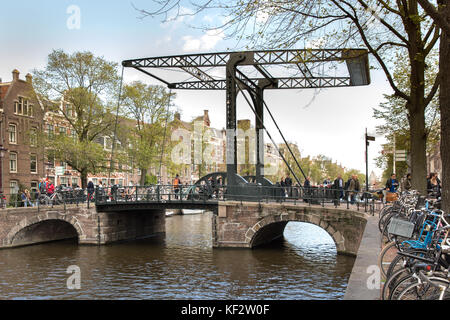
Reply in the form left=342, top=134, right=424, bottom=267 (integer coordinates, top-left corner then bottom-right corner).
left=14, top=96, right=34, bottom=117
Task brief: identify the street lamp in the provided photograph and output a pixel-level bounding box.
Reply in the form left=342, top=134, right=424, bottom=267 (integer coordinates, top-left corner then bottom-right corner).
left=365, top=129, right=376, bottom=192
left=0, top=145, right=7, bottom=193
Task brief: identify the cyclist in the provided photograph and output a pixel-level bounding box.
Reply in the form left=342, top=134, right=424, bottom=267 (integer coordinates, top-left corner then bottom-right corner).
left=46, top=181, right=55, bottom=197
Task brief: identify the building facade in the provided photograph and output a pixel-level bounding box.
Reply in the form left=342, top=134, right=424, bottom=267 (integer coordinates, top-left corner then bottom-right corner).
left=0, top=70, right=45, bottom=196
left=0, top=69, right=285, bottom=197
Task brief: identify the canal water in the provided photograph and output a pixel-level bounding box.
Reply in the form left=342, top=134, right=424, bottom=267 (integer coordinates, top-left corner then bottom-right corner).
left=0, top=212, right=355, bottom=300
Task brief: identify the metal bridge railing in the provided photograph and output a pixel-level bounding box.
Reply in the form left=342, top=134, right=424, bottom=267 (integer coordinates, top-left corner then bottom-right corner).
left=94, top=184, right=384, bottom=215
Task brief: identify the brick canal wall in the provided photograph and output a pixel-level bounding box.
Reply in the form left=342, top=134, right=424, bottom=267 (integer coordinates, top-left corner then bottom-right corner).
left=0, top=205, right=165, bottom=249
left=213, top=201, right=368, bottom=256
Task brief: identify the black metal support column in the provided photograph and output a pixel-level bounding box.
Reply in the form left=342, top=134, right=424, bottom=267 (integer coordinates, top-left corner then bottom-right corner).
left=226, top=63, right=237, bottom=187
left=226, top=53, right=248, bottom=188
left=254, top=86, right=264, bottom=184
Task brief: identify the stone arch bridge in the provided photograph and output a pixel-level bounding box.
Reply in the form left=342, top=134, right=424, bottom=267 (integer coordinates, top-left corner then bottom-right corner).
left=0, top=201, right=368, bottom=256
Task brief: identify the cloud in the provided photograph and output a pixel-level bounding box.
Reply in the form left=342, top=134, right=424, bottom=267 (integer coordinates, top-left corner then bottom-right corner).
left=182, top=29, right=225, bottom=52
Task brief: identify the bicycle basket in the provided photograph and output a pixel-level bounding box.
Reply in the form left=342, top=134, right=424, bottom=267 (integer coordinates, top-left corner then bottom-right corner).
left=387, top=218, right=415, bottom=238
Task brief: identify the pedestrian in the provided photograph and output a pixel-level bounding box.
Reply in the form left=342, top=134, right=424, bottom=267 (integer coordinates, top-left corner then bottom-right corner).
left=427, top=172, right=441, bottom=198
left=47, top=181, right=55, bottom=197
left=303, top=176, right=311, bottom=203
left=384, top=173, right=399, bottom=203
left=401, top=173, right=412, bottom=191
left=22, top=189, right=34, bottom=207
left=173, top=174, right=181, bottom=199
left=333, top=174, right=344, bottom=204
left=284, top=173, right=293, bottom=197
left=87, top=179, right=94, bottom=201
left=348, top=175, right=357, bottom=204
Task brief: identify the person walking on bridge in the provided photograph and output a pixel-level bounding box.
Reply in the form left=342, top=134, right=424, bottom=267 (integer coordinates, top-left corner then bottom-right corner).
left=333, top=174, right=344, bottom=204
left=173, top=174, right=181, bottom=199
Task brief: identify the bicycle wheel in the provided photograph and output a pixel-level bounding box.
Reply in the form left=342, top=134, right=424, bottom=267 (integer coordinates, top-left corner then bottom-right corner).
left=397, top=277, right=450, bottom=300
left=378, top=207, right=394, bottom=232
left=385, top=248, right=427, bottom=280
left=382, top=267, right=411, bottom=300
left=379, top=241, right=399, bottom=279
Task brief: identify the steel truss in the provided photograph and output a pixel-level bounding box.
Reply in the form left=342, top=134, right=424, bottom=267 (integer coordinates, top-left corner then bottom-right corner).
left=122, top=48, right=370, bottom=189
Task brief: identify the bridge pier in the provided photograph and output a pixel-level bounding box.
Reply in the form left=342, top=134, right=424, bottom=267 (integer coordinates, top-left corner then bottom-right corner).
left=213, top=201, right=367, bottom=256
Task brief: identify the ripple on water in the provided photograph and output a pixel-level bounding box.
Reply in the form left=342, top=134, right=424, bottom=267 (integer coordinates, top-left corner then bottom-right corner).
left=0, top=214, right=354, bottom=299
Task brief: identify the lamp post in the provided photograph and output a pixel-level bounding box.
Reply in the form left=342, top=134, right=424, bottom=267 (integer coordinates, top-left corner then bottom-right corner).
left=0, top=145, right=7, bottom=209
left=365, top=128, right=375, bottom=192
left=0, top=145, right=7, bottom=193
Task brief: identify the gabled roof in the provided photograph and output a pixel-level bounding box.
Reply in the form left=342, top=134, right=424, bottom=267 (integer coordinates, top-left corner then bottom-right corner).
left=0, top=83, right=11, bottom=100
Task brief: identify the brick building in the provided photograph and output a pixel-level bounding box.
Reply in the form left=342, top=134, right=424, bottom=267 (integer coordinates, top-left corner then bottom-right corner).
left=0, top=70, right=45, bottom=196
left=0, top=69, right=284, bottom=196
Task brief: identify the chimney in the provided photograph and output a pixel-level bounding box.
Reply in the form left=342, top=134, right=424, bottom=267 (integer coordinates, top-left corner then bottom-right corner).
left=12, top=69, right=19, bottom=82
left=25, top=73, right=32, bottom=84
left=203, top=110, right=210, bottom=127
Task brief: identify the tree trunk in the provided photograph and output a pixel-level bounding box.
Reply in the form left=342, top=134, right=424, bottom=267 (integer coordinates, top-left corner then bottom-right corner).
left=408, top=105, right=428, bottom=194
left=80, top=169, right=88, bottom=189
left=439, top=1, right=450, bottom=212
left=140, top=167, right=147, bottom=186
left=405, top=5, right=428, bottom=195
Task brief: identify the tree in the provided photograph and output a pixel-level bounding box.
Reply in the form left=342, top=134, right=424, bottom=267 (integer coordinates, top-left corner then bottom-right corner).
left=138, top=0, right=440, bottom=194
left=373, top=50, right=440, bottom=181
left=415, top=0, right=450, bottom=212
left=121, top=81, right=176, bottom=185
left=32, top=50, right=121, bottom=188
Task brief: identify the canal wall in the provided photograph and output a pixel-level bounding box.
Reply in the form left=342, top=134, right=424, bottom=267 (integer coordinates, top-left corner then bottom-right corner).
left=0, top=205, right=165, bottom=249
left=343, top=214, right=381, bottom=300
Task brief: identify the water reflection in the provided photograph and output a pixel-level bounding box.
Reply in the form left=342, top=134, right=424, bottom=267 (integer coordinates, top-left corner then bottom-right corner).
left=0, top=212, right=354, bottom=300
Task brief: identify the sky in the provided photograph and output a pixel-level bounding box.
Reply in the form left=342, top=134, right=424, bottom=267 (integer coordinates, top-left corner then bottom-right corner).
left=0, top=0, right=392, bottom=178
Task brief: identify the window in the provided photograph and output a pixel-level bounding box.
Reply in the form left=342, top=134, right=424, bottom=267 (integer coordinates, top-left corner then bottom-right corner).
left=118, top=179, right=124, bottom=187
left=30, top=181, right=39, bottom=200
left=104, top=136, right=112, bottom=151
left=10, top=180, right=18, bottom=195
left=59, top=126, right=66, bottom=136
left=72, top=177, right=79, bottom=187
left=47, top=124, right=54, bottom=139
left=60, top=176, right=68, bottom=186
left=92, top=178, right=98, bottom=185
left=28, top=105, right=34, bottom=117
left=23, top=99, right=28, bottom=116
left=9, top=152, right=17, bottom=173
left=14, top=97, right=33, bottom=117
left=9, top=124, right=17, bottom=144
left=30, top=128, right=37, bottom=147
left=30, top=181, right=38, bottom=193
left=30, top=154, right=37, bottom=173
left=17, top=97, right=23, bottom=115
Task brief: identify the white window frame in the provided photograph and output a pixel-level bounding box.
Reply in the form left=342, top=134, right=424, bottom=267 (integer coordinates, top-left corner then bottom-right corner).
left=9, top=152, right=17, bottom=173
left=9, top=124, right=17, bottom=144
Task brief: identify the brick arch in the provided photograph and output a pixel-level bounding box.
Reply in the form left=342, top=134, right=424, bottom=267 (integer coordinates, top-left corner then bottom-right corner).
left=6, top=214, right=85, bottom=246
left=244, top=213, right=346, bottom=253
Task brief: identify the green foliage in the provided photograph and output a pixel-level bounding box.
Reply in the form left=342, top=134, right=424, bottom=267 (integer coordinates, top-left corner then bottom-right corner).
left=120, top=81, right=176, bottom=184
left=32, top=49, right=121, bottom=188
